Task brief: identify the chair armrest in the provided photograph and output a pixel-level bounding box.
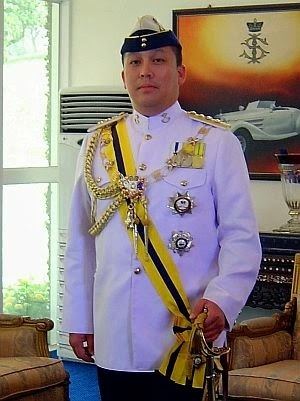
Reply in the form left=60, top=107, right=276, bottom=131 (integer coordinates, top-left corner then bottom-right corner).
left=231, top=297, right=296, bottom=338
left=237, top=315, right=282, bottom=333
left=227, top=298, right=297, bottom=370
left=0, top=313, right=54, bottom=357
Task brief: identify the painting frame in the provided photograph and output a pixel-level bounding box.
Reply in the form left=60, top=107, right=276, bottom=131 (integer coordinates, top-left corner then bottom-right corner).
left=173, top=4, right=300, bottom=180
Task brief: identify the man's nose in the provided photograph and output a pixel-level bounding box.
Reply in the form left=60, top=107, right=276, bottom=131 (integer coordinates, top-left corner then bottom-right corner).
left=139, top=62, right=153, bottom=78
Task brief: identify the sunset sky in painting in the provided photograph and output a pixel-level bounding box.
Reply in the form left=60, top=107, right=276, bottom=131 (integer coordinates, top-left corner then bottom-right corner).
left=177, top=10, right=300, bottom=116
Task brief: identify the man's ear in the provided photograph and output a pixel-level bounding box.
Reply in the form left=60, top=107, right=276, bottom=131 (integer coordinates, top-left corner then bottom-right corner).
left=121, top=70, right=127, bottom=89
left=177, top=64, right=186, bottom=86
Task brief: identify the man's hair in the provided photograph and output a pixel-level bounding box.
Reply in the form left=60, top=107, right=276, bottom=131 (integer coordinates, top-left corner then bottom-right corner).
left=171, top=46, right=183, bottom=67
left=122, top=46, right=183, bottom=67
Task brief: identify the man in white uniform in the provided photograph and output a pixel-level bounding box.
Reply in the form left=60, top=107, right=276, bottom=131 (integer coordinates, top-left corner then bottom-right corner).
left=62, top=15, right=262, bottom=401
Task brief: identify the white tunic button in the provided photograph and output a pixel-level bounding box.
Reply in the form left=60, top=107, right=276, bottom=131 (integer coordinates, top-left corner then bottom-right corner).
left=139, top=163, right=147, bottom=171
left=180, top=180, right=188, bottom=186
left=145, top=134, right=152, bottom=140
left=134, top=267, right=141, bottom=274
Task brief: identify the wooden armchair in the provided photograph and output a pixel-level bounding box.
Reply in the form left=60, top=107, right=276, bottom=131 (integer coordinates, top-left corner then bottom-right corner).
left=225, top=253, right=300, bottom=401
left=0, top=314, right=69, bottom=401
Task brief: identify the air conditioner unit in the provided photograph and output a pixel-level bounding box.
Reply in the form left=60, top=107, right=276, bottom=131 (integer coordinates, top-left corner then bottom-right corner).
left=60, top=85, right=132, bottom=134
left=57, top=86, right=132, bottom=361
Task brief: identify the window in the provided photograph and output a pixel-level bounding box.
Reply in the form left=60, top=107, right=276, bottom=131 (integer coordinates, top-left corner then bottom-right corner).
left=1, top=0, right=60, bottom=334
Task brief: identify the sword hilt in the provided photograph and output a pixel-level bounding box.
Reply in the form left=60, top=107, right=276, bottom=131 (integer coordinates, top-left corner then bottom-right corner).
left=190, top=309, right=230, bottom=401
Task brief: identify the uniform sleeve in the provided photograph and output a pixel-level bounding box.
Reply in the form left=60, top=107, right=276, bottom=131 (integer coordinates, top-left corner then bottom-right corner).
left=203, top=130, right=262, bottom=329
left=61, top=135, right=96, bottom=334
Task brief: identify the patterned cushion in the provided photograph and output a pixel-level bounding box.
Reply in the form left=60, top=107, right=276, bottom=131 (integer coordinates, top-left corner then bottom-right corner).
left=229, top=360, right=300, bottom=401
left=0, top=357, right=67, bottom=399
left=231, top=331, right=292, bottom=369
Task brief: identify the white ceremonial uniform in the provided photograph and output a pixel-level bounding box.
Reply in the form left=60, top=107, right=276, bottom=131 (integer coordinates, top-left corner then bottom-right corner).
left=62, top=101, right=262, bottom=372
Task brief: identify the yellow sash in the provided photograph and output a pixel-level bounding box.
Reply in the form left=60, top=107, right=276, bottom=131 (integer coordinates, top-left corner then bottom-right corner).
left=101, top=119, right=206, bottom=388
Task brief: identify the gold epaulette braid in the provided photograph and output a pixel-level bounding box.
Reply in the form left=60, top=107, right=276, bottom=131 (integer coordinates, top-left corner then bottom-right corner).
left=84, top=114, right=129, bottom=237
left=187, top=111, right=230, bottom=130
left=84, top=128, right=120, bottom=200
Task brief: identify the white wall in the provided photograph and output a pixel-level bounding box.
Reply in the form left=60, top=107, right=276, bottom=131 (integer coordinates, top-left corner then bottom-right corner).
left=62, top=0, right=297, bottom=232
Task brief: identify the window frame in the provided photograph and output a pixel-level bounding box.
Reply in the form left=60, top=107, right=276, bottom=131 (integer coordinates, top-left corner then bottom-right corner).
left=0, top=1, right=68, bottom=344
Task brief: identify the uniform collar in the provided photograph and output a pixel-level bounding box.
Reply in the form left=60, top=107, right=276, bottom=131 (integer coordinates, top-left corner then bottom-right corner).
left=131, top=101, right=183, bottom=132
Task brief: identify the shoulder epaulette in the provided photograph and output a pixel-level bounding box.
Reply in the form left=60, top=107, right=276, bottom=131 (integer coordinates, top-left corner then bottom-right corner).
left=87, top=112, right=128, bottom=133
left=187, top=111, right=230, bottom=130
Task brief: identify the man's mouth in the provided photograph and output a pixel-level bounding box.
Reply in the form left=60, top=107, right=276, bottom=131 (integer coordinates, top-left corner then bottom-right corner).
left=138, top=84, right=157, bottom=90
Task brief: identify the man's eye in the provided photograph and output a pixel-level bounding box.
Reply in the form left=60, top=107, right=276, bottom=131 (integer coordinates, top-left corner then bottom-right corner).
left=153, top=58, right=164, bottom=63
left=130, top=60, right=140, bottom=65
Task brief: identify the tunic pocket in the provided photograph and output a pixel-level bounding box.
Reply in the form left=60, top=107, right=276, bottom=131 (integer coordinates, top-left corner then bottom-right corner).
left=162, top=168, right=207, bottom=190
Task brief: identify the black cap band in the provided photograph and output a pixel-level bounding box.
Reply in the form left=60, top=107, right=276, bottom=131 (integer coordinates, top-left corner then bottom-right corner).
left=120, top=30, right=181, bottom=55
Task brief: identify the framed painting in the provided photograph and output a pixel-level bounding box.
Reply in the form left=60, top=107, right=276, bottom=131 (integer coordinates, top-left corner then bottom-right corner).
left=173, top=4, right=300, bottom=180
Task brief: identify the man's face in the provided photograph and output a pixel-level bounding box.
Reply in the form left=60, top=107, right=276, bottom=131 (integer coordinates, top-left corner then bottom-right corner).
left=121, top=46, right=186, bottom=117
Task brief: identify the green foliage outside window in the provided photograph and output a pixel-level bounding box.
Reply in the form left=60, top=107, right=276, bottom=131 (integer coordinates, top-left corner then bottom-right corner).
left=3, top=279, right=50, bottom=318
left=4, top=0, right=51, bottom=161
left=4, top=0, right=47, bottom=61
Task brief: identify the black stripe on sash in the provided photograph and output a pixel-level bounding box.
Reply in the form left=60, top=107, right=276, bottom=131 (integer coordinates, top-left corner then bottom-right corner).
left=186, top=365, right=196, bottom=387
left=165, top=342, right=184, bottom=379
left=111, top=124, right=126, bottom=176
left=112, top=121, right=190, bottom=322
left=185, top=375, right=194, bottom=387
left=136, top=222, right=190, bottom=321
left=173, top=325, right=191, bottom=334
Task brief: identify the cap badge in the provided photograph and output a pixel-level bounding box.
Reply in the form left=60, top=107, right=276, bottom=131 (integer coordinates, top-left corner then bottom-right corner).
left=168, top=191, right=195, bottom=216
left=168, top=231, right=193, bottom=256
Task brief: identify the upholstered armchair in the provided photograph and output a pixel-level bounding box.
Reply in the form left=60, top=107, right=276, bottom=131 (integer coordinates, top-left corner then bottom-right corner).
left=226, top=253, right=300, bottom=401
left=0, top=314, right=69, bottom=401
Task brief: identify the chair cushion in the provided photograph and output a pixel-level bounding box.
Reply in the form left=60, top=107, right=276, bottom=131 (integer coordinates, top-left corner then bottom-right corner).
left=229, top=360, right=300, bottom=401
left=0, top=357, right=67, bottom=400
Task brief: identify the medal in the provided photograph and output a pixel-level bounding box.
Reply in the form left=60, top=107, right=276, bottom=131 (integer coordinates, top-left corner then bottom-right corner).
left=168, top=231, right=193, bottom=256
left=168, top=191, right=195, bottom=216
left=120, top=175, right=145, bottom=198
left=167, top=138, right=206, bottom=169
left=119, top=175, right=148, bottom=255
